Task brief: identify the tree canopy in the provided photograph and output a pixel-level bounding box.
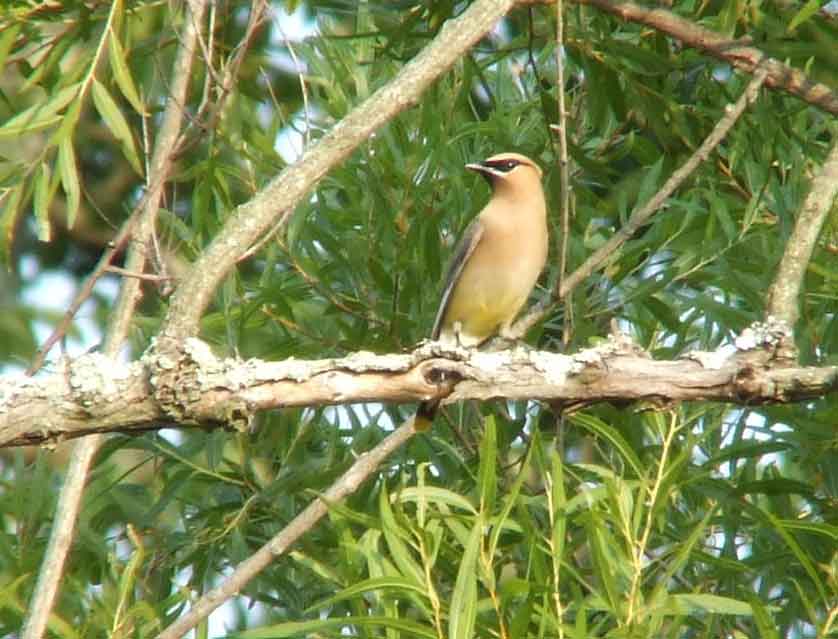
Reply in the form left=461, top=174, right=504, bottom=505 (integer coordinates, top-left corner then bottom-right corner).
left=1, top=1, right=836, bottom=638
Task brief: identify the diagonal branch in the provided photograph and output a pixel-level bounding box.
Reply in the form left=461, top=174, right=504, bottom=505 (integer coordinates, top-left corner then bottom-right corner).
left=520, top=0, right=838, bottom=115
left=156, top=0, right=521, bottom=345
left=513, top=65, right=769, bottom=336
left=20, top=2, right=208, bottom=638
left=155, top=422, right=418, bottom=639
left=766, top=139, right=838, bottom=345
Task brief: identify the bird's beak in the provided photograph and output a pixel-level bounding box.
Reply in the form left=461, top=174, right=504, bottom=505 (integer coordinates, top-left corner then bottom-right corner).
left=465, top=161, right=501, bottom=182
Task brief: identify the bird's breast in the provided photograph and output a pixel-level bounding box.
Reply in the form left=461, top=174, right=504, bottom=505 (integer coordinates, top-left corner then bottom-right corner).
left=440, top=214, right=548, bottom=345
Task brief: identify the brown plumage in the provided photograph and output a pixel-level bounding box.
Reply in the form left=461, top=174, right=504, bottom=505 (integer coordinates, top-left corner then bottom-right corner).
left=415, top=152, right=549, bottom=430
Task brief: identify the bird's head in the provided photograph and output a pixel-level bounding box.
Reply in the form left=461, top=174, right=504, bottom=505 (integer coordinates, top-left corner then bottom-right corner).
left=465, top=153, right=543, bottom=194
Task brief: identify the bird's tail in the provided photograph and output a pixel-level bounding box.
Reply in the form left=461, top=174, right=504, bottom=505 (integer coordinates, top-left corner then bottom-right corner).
left=413, top=400, right=438, bottom=431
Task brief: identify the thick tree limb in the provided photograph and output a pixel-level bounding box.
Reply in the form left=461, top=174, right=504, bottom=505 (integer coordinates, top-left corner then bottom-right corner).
left=521, top=0, right=838, bottom=115
left=2, top=333, right=835, bottom=448
left=156, top=0, right=521, bottom=345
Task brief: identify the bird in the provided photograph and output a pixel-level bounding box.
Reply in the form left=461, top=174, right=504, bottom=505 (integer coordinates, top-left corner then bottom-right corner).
left=414, top=152, right=549, bottom=431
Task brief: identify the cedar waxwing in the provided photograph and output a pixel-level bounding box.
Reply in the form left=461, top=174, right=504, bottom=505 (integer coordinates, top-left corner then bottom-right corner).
left=415, top=152, right=549, bottom=430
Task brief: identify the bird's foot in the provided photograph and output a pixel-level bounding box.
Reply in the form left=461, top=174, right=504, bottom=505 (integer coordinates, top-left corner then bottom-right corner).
left=486, top=328, right=532, bottom=354
left=414, top=338, right=473, bottom=362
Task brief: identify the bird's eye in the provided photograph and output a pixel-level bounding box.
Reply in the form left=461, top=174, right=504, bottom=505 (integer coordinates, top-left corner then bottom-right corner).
left=485, top=159, right=520, bottom=172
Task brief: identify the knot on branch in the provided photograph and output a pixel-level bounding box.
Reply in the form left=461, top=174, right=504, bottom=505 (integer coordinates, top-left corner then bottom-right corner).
left=733, top=317, right=797, bottom=366
left=142, top=337, right=253, bottom=431
left=410, top=339, right=475, bottom=402
left=418, top=359, right=465, bottom=395
left=731, top=364, right=769, bottom=401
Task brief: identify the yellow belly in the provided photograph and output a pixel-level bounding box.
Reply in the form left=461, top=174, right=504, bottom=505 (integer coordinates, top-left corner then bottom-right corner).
left=438, top=207, right=548, bottom=347
left=440, top=283, right=526, bottom=346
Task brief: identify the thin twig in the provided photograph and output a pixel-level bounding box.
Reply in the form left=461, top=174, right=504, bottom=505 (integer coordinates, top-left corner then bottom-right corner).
left=514, top=65, right=770, bottom=335
left=275, top=10, right=312, bottom=151
left=20, top=3, right=208, bottom=638
left=104, top=265, right=174, bottom=281
left=155, top=422, right=417, bottom=639
left=178, top=0, right=270, bottom=158
left=26, top=198, right=146, bottom=375
left=526, top=7, right=557, bottom=152
left=193, top=0, right=218, bottom=107
left=552, top=0, right=572, bottom=348
left=236, top=216, right=286, bottom=262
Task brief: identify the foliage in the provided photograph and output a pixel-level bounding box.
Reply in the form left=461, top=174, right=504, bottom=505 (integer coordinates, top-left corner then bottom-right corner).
left=1, top=0, right=836, bottom=638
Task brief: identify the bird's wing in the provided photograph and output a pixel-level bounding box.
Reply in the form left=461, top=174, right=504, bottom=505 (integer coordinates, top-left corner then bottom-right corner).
left=430, top=218, right=485, bottom=340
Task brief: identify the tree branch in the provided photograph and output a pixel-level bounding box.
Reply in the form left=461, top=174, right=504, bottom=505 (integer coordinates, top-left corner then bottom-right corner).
left=521, top=0, right=838, bottom=115
left=2, top=332, right=835, bottom=448
left=20, top=3, right=208, bottom=638
left=766, top=139, right=838, bottom=340
left=155, top=421, right=417, bottom=639
left=156, top=0, right=521, bottom=345
left=514, top=65, right=769, bottom=335
left=552, top=0, right=574, bottom=346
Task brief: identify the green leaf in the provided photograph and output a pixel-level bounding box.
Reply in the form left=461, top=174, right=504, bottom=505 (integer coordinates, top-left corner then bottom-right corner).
left=703, top=440, right=791, bottom=466
left=508, top=591, right=534, bottom=639
left=91, top=78, right=143, bottom=176
left=775, top=520, right=838, bottom=541
left=114, top=532, right=145, bottom=627
left=549, top=448, right=567, bottom=564
left=635, top=156, right=664, bottom=212
left=289, top=550, right=344, bottom=587
left=448, top=517, right=481, bottom=639
left=749, top=503, right=829, bottom=606
left=233, top=615, right=437, bottom=638
left=478, top=415, right=497, bottom=513
left=747, top=594, right=780, bottom=639
left=707, top=188, right=737, bottom=242
left=379, top=484, right=424, bottom=587
left=606, top=40, right=671, bottom=76
left=650, top=508, right=716, bottom=605
left=305, top=576, right=427, bottom=613
left=488, top=430, right=535, bottom=559
left=569, top=413, right=645, bottom=479
left=58, top=137, right=81, bottom=229
left=737, top=478, right=815, bottom=497
left=33, top=162, right=53, bottom=242
left=0, top=23, right=20, bottom=73
left=397, top=486, right=477, bottom=515
left=415, top=462, right=430, bottom=530
left=718, top=0, right=744, bottom=36
left=586, top=513, right=622, bottom=612
left=108, top=30, right=146, bottom=115
left=666, top=593, right=752, bottom=616
left=564, top=482, right=610, bottom=515
left=0, top=182, right=24, bottom=266
left=787, top=0, right=823, bottom=32
left=52, top=97, right=83, bottom=148
left=0, top=83, right=80, bottom=139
